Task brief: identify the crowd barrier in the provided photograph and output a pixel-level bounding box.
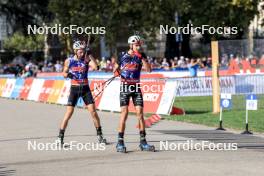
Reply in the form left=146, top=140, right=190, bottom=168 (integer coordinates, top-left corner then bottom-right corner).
left=1, top=74, right=263, bottom=115
left=174, top=74, right=264, bottom=97
left=0, top=77, right=177, bottom=115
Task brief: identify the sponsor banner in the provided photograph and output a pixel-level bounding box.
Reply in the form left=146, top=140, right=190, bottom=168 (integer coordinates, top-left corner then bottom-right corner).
left=36, top=69, right=264, bottom=81
left=90, top=80, right=107, bottom=109
left=235, top=75, right=264, bottom=95
left=129, top=81, right=166, bottom=113
left=10, top=78, right=25, bottom=99
left=36, top=72, right=63, bottom=78
left=47, top=80, right=65, bottom=103
left=0, top=74, right=15, bottom=78
left=19, top=78, right=34, bottom=100
left=97, top=80, right=121, bottom=112
left=175, top=76, right=235, bottom=97
left=0, top=78, right=7, bottom=96
left=1, top=78, right=16, bottom=98
left=57, top=80, right=71, bottom=105
left=97, top=80, right=169, bottom=114
left=38, top=80, right=55, bottom=102
left=205, top=69, right=264, bottom=77
left=27, top=79, right=45, bottom=101
left=157, top=80, right=178, bottom=114
left=3, top=75, right=264, bottom=115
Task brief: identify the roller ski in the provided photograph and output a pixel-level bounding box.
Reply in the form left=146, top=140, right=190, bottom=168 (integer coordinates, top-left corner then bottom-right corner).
left=116, top=141, right=127, bottom=153
left=139, top=143, right=155, bottom=152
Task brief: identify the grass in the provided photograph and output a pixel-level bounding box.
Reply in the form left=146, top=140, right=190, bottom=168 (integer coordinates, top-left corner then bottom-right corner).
left=164, top=95, right=264, bottom=133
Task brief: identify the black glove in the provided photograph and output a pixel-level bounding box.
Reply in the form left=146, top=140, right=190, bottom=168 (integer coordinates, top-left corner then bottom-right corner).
left=85, top=47, right=92, bottom=55
left=141, top=52, right=147, bottom=59
left=67, top=72, right=77, bottom=79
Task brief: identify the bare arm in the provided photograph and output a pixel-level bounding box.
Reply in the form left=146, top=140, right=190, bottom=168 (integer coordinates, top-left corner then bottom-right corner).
left=142, top=58, right=151, bottom=72
left=62, top=59, right=70, bottom=78
left=197, top=59, right=204, bottom=68
left=87, top=54, right=99, bottom=71
left=113, top=57, right=121, bottom=76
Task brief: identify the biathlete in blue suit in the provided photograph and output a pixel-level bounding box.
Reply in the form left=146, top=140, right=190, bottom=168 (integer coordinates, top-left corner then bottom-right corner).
left=113, top=35, right=155, bottom=153
left=57, top=41, right=107, bottom=146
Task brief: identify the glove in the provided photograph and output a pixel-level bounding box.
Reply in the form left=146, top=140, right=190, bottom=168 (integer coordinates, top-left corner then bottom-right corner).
left=85, top=47, right=92, bottom=55
left=67, top=71, right=78, bottom=79
left=141, top=52, right=147, bottom=59
left=134, top=51, right=147, bottom=60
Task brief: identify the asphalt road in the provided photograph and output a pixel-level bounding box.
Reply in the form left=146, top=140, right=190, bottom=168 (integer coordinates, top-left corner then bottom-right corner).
left=1, top=98, right=264, bottom=176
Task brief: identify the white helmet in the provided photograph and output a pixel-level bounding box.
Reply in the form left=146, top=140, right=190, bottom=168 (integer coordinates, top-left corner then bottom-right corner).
left=128, top=35, right=142, bottom=45
left=73, top=41, right=86, bottom=50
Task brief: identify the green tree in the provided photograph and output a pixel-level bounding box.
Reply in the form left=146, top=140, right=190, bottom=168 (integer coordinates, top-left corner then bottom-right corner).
left=49, top=0, right=259, bottom=57
left=0, top=0, right=52, bottom=34
left=158, top=0, right=259, bottom=58
left=3, top=32, right=44, bottom=52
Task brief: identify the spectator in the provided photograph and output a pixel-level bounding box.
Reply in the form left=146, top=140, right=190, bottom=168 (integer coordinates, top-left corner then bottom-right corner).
left=15, top=64, right=23, bottom=76
left=171, top=57, right=178, bottom=69
left=187, top=58, right=204, bottom=77
left=206, top=57, right=212, bottom=68
left=47, top=62, right=54, bottom=72
left=161, top=58, right=170, bottom=70
left=221, top=54, right=229, bottom=67
left=152, top=58, right=161, bottom=69
left=105, top=59, right=112, bottom=72
left=54, top=60, right=63, bottom=72
left=21, top=65, right=33, bottom=78
left=42, top=63, right=50, bottom=72
left=99, top=57, right=107, bottom=71
left=177, top=56, right=187, bottom=68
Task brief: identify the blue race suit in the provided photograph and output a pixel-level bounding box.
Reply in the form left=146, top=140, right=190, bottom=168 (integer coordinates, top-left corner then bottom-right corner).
left=118, top=51, right=146, bottom=107
left=67, top=56, right=94, bottom=106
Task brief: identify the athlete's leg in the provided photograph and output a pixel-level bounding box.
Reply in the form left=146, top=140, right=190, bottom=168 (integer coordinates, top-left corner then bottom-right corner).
left=57, top=85, right=78, bottom=145
left=116, top=105, right=128, bottom=152
left=119, top=106, right=129, bottom=133
left=116, top=84, right=130, bottom=152
left=83, top=85, right=101, bottom=128
left=133, top=89, right=155, bottom=151
left=57, top=105, right=75, bottom=145
left=82, top=85, right=101, bottom=127
left=132, top=88, right=145, bottom=135
left=82, top=85, right=106, bottom=143
left=119, top=84, right=130, bottom=134
left=60, top=105, right=75, bottom=130
left=86, top=103, right=101, bottom=128
left=135, top=105, right=145, bottom=132
left=86, top=103, right=107, bottom=143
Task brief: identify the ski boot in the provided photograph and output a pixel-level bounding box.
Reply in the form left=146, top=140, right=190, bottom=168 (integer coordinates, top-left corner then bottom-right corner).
left=116, top=141, right=126, bottom=153
left=139, top=143, right=155, bottom=152
left=56, top=135, right=64, bottom=147
left=97, top=135, right=107, bottom=144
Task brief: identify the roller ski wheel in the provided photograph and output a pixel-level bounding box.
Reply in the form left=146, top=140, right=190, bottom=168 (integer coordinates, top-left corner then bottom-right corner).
left=116, top=143, right=127, bottom=153
left=139, top=143, right=155, bottom=152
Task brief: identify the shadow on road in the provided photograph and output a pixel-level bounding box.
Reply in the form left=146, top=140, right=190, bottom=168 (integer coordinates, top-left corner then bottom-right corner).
left=153, top=129, right=264, bottom=151
left=0, top=166, right=15, bottom=176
